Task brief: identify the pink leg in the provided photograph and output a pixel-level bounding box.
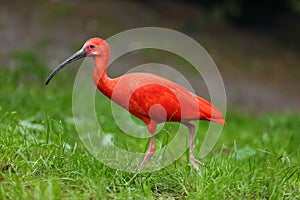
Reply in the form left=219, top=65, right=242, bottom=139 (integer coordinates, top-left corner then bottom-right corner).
left=140, top=120, right=157, bottom=170
left=184, top=122, right=205, bottom=171
left=140, top=136, right=156, bottom=170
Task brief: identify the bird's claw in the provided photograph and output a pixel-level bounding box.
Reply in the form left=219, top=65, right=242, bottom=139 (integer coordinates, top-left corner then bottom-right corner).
left=190, top=156, right=206, bottom=171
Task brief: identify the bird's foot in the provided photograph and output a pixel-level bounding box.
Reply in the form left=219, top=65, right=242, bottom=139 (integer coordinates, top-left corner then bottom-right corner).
left=190, top=156, right=206, bottom=171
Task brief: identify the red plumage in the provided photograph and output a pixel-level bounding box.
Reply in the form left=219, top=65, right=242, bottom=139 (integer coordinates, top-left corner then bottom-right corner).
left=104, top=73, right=225, bottom=126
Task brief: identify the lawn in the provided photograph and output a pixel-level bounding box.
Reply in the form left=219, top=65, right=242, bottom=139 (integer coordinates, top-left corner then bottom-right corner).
left=0, top=52, right=299, bottom=199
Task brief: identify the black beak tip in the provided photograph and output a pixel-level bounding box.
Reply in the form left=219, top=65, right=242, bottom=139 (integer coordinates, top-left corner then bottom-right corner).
left=45, top=77, right=51, bottom=85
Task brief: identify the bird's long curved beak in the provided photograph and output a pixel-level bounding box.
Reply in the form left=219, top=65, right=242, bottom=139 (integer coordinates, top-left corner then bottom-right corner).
left=45, top=48, right=86, bottom=85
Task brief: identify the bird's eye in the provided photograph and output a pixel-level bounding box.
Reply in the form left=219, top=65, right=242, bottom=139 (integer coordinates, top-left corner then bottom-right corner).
left=89, top=44, right=95, bottom=49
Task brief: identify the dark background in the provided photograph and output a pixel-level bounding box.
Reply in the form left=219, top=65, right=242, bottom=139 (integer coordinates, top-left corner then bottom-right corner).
left=1, top=0, right=299, bottom=113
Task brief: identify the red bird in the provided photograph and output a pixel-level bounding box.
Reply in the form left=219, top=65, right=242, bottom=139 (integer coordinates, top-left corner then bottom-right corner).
left=46, top=38, right=225, bottom=170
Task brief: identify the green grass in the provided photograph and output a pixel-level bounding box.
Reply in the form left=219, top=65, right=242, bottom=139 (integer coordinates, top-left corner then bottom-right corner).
left=0, top=52, right=299, bottom=199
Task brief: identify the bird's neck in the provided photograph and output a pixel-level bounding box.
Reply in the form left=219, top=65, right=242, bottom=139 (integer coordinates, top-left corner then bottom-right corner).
left=93, top=56, right=116, bottom=98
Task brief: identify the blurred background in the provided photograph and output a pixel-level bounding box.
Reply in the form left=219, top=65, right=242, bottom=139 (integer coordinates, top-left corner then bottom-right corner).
left=1, top=0, right=299, bottom=113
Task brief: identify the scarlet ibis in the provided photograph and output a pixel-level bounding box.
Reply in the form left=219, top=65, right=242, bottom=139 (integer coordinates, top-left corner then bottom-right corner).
left=45, top=37, right=225, bottom=170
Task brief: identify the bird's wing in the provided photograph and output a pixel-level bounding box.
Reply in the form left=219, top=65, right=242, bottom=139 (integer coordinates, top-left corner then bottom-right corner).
left=112, top=73, right=225, bottom=124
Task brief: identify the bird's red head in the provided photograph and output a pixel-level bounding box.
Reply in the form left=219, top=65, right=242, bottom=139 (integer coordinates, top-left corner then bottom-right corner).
left=83, top=37, right=110, bottom=57
left=45, top=37, right=109, bottom=85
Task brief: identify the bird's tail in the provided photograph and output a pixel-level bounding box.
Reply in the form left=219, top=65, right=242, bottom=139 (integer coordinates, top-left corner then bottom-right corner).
left=197, top=96, right=226, bottom=125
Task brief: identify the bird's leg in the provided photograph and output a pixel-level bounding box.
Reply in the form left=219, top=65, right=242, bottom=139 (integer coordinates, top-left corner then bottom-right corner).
left=184, top=122, right=206, bottom=170
left=140, top=120, right=157, bottom=170
left=140, top=135, right=156, bottom=170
